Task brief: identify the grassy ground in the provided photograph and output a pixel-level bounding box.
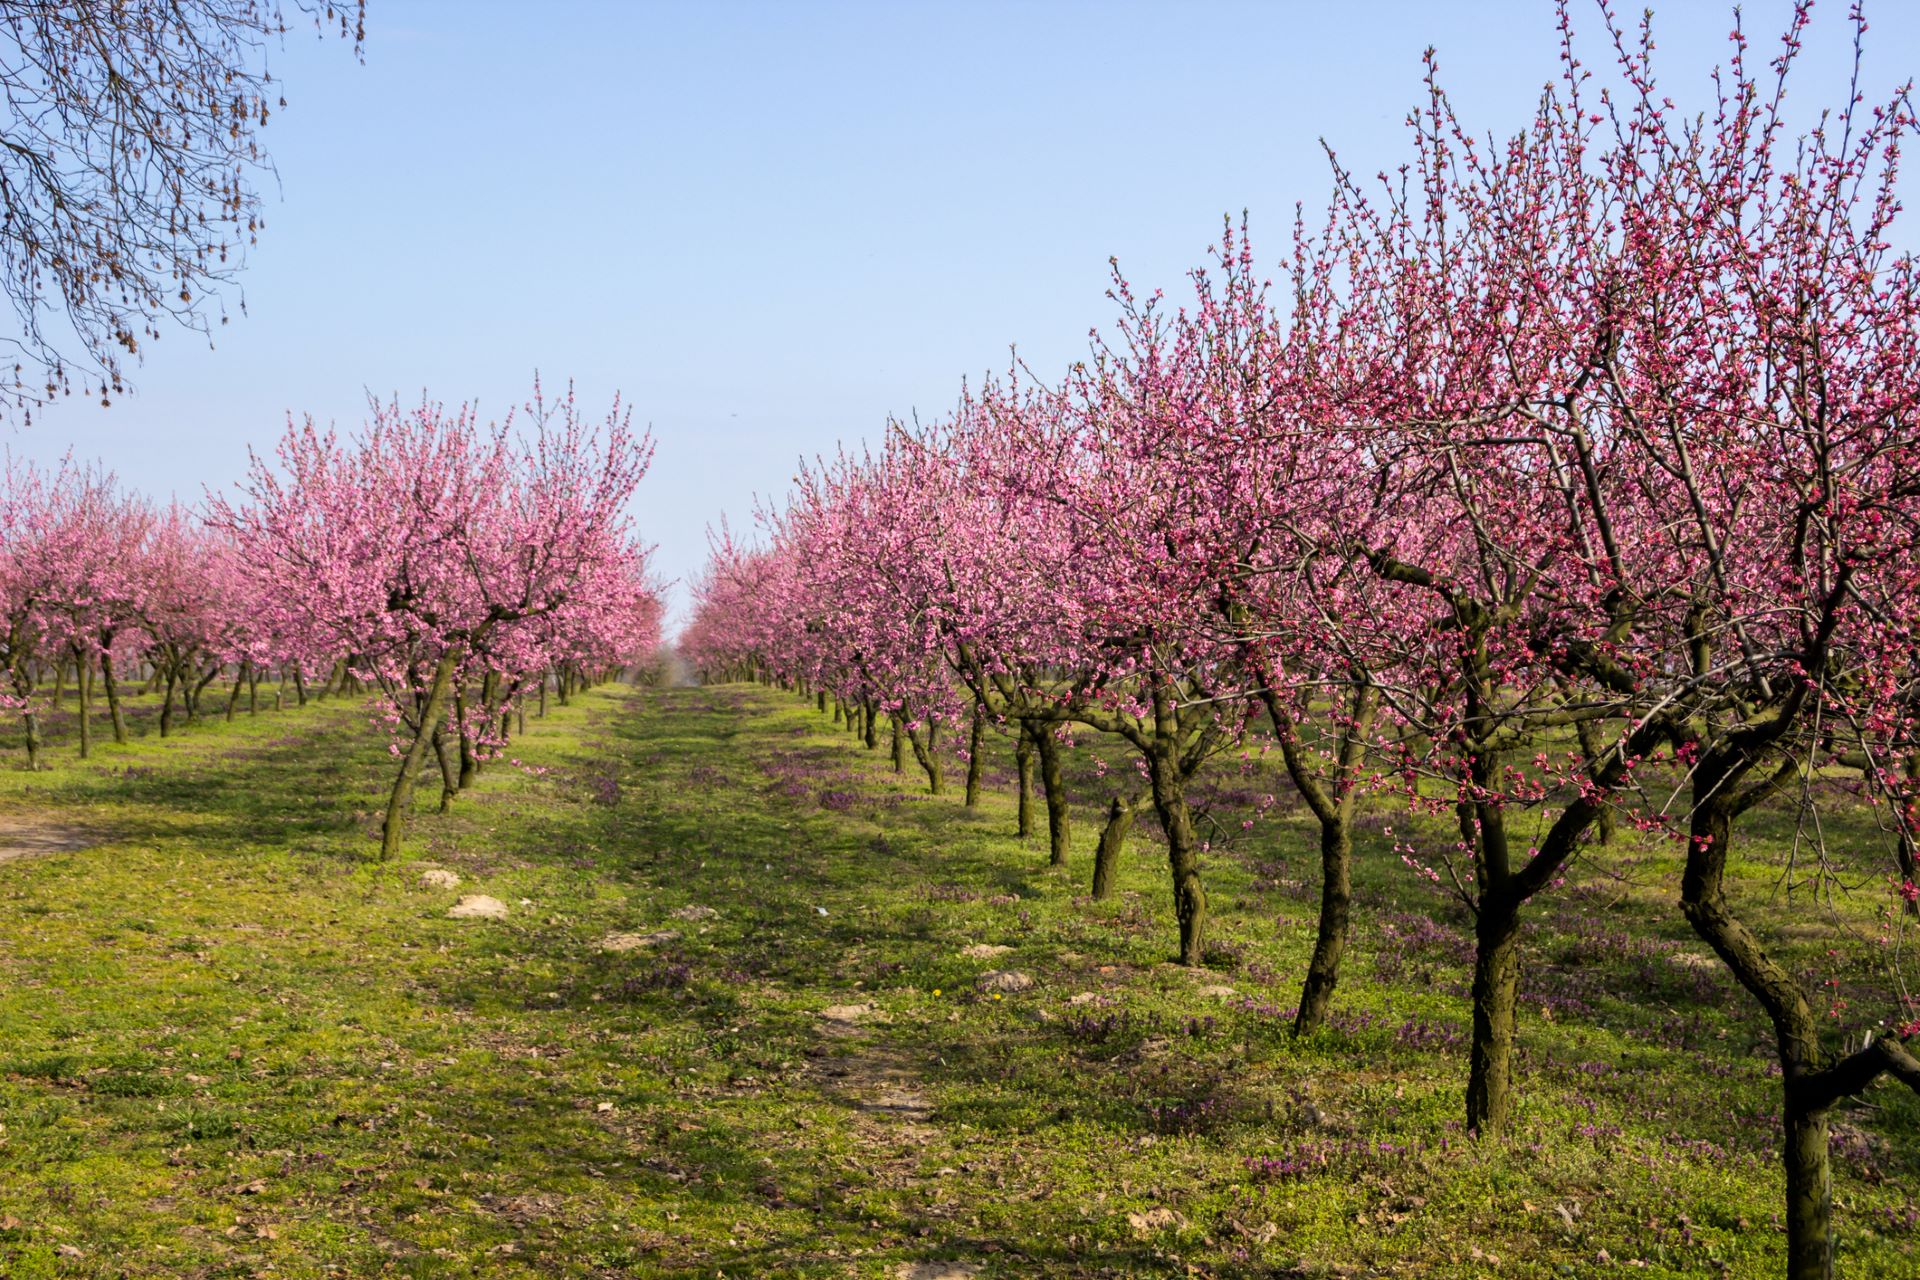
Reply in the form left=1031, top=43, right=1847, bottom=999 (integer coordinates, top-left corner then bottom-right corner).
left=0, top=683, right=1913, bottom=1278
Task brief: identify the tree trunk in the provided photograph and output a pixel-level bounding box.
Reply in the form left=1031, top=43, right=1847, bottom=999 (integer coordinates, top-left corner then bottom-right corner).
left=1681, top=764, right=1844, bottom=1279
left=455, top=688, right=478, bottom=790
left=380, top=646, right=464, bottom=860
left=1295, top=815, right=1354, bottom=1036
left=14, top=663, right=41, bottom=767
left=1015, top=731, right=1034, bottom=837
left=1092, top=793, right=1135, bottom=899
left=890, top=716, right=904, bottom=773
left=1782, top=1098, right=1835, bottom=1280
left=964, top=704, right=985, bottom=807
left=292, top=665, right=307, bottom=707
left=101, top=652, right=127, bottom=744
left=862, top=697, right=878, bottom=750
left=433, top=728, right=458, bottom=813
left=1465, top=892, right=1522, bottom=1136
left=1029, top=722, right=1070, bottom=866
left=907, top=721, right=943, bottom=795
left=1262, top=680, right=1377, bottom=1037
left=816, top=689, right=828, bottom=714
left=159, top=664, right=177, bottom=737
left=1145, top=750, right=1206, bottom=965
left=74, top=649, right=92, bottom=759
left=225, top=665, right=245, bottom=722
left=190, top=664, right=220, bottom=721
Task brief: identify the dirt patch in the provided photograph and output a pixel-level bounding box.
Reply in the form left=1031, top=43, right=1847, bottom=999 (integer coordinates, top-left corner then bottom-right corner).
left=0, top=818, right=98, bottom=867
left=807, top=1021, right=940, bottom=1181
left=811, top=1036, right=935, bottom=1125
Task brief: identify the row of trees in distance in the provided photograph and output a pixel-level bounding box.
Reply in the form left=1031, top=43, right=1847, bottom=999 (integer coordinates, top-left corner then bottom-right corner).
left=2, top=379, right=662, bottom=856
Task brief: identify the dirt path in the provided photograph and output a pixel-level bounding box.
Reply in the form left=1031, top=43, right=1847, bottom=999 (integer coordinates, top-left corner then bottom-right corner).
left=807, top=1015, right=986, bottom=1279
left=0, top=817, right=97, bottom=867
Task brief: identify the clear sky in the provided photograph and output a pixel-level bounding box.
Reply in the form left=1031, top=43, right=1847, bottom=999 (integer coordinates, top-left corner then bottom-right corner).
left=11, top=0, right=1918, bottom=624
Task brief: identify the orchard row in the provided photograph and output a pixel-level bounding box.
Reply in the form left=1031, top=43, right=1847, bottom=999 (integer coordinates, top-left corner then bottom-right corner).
left=685, top=8, right=1920, bottom=1277
left=1, top=379, right=662, bottom=855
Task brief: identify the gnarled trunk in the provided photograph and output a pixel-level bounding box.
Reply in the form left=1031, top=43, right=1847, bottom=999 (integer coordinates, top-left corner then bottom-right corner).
left=964, top=703, right=985, bottom=807
left=1029, top=721, right=1070, bottom=866
left=380, top=645, right=463, bottom=859
left=1465, top=890, right=1522, bottom=1136
left=1681, top=765, right=1843, bottom=1280
left=1145, top=749, right=1206, bottom=965
left=907, top=720, right=943, bottom=795
left=73, top=648, right=92, bottom=759
left=101, top=650, right=127, bottom=744
left=432, top=728, right=458, bottom=813
left=159, top=664, right=177, bottom=738
left=1014, top=731, right=1034, bottom=837
left=1295, top=816, right=1354, bottom=1036
left=1091, top=793, right=1135, bottom=899
left=1263, top=681, right=1376, bottom=1037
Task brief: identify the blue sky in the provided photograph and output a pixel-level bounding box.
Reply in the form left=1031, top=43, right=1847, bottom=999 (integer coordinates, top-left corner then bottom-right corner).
left=12, top=0, right=1918, bottom=622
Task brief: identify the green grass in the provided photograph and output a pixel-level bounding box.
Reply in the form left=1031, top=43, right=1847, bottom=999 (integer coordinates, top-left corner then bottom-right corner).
left=0, top=683, right=1913, bottom=1277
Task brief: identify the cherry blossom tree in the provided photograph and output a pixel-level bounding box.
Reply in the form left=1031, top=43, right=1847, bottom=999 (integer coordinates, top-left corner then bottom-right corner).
left=213, top=379, right=657, bottom=857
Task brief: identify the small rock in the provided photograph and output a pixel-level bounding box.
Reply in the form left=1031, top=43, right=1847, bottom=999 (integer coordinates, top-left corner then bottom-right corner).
left=1116, top=1036, right=1172, bottom=1064
left=959, top=943, right=1012, bottom=959
left=1197, top=984, right=1237, bottom=999
left=1126, top=1206, right=1187, bottom=1236
left=416, top=868, right=461, bottom=891
left=896, top=1263, right=982, bottom=1280
left=600, top=930, right=679, bottom=952
left=819, top=1003, right=874, bottom=1024
left=670, top=904, right=719, bottom=921
left=1066, top=992, right=1101, bottom=1006
left=975, top=969, right=1033, bottom=994
left=447, top=894, right=508, bottom=920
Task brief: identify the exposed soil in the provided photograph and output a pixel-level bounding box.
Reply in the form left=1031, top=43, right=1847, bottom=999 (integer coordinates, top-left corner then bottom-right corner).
left=0, top=816, right=97, bottom=867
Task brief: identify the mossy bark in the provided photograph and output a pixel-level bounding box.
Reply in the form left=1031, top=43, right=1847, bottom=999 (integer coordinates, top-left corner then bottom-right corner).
left=74, top=649, right=92, bottom=759
left=963, top=704, right=985, bottom=807
left=1144, top=748, right=1206, bottom=966
left=1029, top=722, right=1070, bottom=866
left=1091, top=794, right=1135, bottom=899
left=380, top=645, right=463, bottom=860
left=102, top=650, right=128, bottom=743
left=907, top=721, right=943, bottom=795
left=1465, top=892, right=1522, bottom=1136
left=1014, top=732, right=1034, bottom=837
